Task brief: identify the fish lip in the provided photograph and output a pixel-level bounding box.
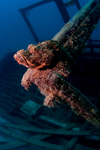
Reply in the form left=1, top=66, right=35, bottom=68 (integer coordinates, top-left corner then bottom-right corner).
left=14, top=50, right=37, bottom=68
left=17, top=51, right=26, bottom=62
left=14, top=51, right=27, bottom=64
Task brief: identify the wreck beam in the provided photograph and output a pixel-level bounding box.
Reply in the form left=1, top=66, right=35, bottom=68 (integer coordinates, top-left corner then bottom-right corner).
left=75, top=0, right=81, bottom=10
left=53, top=0, right=100, bottom=60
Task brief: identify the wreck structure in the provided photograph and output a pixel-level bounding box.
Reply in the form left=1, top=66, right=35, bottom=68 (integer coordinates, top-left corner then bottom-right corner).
left=14, top=0, right=100, bottom=128
left=0, top=0, right=100, bottom=150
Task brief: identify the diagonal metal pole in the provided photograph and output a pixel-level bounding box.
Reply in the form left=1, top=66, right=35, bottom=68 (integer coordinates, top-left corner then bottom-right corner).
left=53, top=0, right=100, bottom=60
left=14, top=0, right=100, bottom=129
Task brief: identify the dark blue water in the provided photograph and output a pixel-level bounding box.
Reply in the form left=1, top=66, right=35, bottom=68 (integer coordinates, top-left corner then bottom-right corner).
left=1, top=0, right=100, bottom=60
left=0, top=0, right=100, bottom=150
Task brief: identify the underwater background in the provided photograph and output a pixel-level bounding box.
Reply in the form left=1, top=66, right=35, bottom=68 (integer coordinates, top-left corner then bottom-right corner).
left=0, top=0, right=100, bottom=150
left=0, top=0, right=100, bottom=60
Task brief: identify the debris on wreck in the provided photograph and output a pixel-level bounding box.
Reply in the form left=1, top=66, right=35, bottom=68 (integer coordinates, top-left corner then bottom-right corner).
left=65, top=0, right=76, bottom=6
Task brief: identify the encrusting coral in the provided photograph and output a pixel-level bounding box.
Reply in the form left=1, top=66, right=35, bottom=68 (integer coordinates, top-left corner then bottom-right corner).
left=14, top=0, right=100, bottom=129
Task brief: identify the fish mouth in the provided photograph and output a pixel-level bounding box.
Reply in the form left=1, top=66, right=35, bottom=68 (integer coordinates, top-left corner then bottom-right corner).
left=14, top=51, right=36, bottom=68
left=14, top=51, right=28, bottom=65
left=14, top=53, right=24, bottom=62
